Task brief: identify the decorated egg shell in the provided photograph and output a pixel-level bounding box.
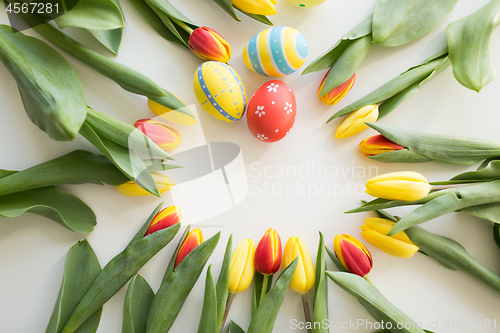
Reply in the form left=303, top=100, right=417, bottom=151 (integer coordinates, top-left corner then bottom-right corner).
left=243, top=27, right=308, bottom=77
left=193, top=61, right=247, bottom=122
left=247, top=80, right=296, bottom=142
left=286, top=0, right=326, bottom=7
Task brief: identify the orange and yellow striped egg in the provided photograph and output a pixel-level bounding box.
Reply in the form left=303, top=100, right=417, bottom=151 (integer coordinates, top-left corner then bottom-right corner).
left=193, top=61, right=247, bottom=122
left=243, top=27, right=309, bottom=77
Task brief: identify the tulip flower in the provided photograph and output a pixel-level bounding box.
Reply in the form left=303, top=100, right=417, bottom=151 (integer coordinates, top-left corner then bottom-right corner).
left=360, top=218, right=419, bottom=258
left=188, top=27, right=231, bottom=63
left=175, top=228, right=204, bottom=268
left=145, top=206, right=182, bottom=236
left=229, top=239, right=256, bottom=294
left=230, top=0, right=277, bottom=15
left=365, top=171, right=431, bottom=201
left=115, top=172, right=175, bottom=196
left=134, top=119, right=181, bottom=151
left=359, top=134, right=404, bottom=157
left=282, top=236, right=316, bottom=333
left=318, top=72, right=355, bottom=106
left=147, top=99, right=197, bottom=126
left=335, top=104, right=379, bottom=139
left=282, top=236, right=315, bottom=294
left=334, top=234, right=373, bottom=277
left=255, top=228, right=282, bottom=275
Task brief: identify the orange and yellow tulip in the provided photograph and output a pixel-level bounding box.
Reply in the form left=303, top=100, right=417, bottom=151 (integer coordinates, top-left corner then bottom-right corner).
left=175, top=228, right=203, bottom=268
left=359, top=134, right=404, bottom=157
left=255, top=228, right=282, bottom=275
left=134, top=119, right=181, bottom=151
left=145, top=206, right=182, bottom=236
left=188, top=27, right=231, bottom=63
left=319, top=72, right=355, bottom=106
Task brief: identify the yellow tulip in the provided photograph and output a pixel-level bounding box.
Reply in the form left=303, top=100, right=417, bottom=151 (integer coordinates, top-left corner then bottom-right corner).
left=282, top=236, right=315, bottom=294
left=147, top=98, right=197, bottom=125
left=228, top=239, right=256, bottom=294
left=365, top=171, right=430, bottom=201
left=230, top=0, right=277, bottom=15
left=335, top=104, right=379, bottom=139
left=360, top=218, right=419, bottom=258
left=115, top=172, right=175, bottom=196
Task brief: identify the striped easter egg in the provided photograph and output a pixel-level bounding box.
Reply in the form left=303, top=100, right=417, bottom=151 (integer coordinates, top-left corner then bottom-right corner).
left=193, top=61, right=247, bottom=122
left=243, top=27, right=309, bottom=77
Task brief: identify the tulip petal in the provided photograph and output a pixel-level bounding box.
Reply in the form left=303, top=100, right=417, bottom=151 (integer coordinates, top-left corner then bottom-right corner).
left=335, top=105, right=379, bottom=139
left=364, top=218, right=412, bottom=243
left=175, top=228, right=204, bottom=267
left=361, top=230, right=419, bottom=258
left=255, top=228, right=282, bottom=275
left=229, top=239, right=256, bottom=294
left=359, top=134, right=404, bottom=157
left=145, top=205, right=182, bottom=236
left=334, top=235, right=372, bottom=277
left=231, top=0, right=277, bottom=15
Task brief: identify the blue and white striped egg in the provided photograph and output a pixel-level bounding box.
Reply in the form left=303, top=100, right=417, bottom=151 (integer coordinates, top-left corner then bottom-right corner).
left=193, top=61, right=247, bottom=122
left=243, top=27, right=309, bottom=77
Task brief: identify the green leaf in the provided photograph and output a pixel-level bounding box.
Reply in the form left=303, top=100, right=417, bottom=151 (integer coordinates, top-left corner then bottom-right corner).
left=122, top=275, right=155, bottom=333
left=303, top=14, right=372, bottom=74
left=462, top=203, right=500, bottom=224
left=452, top=160, right=500, bottom=182
left=85, top=107, right=172, bottom=160
left=373, top=0, right=458, bottom=47
left=329, top=52, right=449, bottom=122
left=0, top=25, right=87, bottom=141
left=146, top=230, right=221, bottom=333
left=319, top=34, right=372, bottom=98
left=62, top=207, right=180, bottom=333
left=197, top=265, right=218, bottom=333
left=46, top=240, right=102, bottom=333
left=145, top=0, right=198, bottom=48
left=88, top=28, right=123, bottom=55
left=389, top=181, right=500, bottom=235
left=326, top=272, right=426, bottom=333
left=368, top=149, right=433, bottom=163
left=312, top=232, right=328, bottom=333
left=247, top=259, right=298, bottom=333
left=228, top=321, right=245, bottom=333
left=79, top=122, right=160, bottom=197
left=494, top=224, right=500, bottom=251
left=251, top=271, right=273, bottom=315
left=406, top=226, right=500, bottom=293
left=325, top=246, right=347, bottom=273
left=447, top=0, right=500, bottom=92
left=213, top=0, right=241, bottom=21
left=216, top=235, right=232, bottom=330
left=18, top=14, right=164, bottom=98
left=366, top=122, right=500, bottom=164
left=55, top=0, right=124, bottom=30
left=0, top=187, right=96, bottom=233
left=0, top=150, right=127, bottom=197
left=126, top=0, right=182, bottom=42
left=236, top=7, right=273, bottom=25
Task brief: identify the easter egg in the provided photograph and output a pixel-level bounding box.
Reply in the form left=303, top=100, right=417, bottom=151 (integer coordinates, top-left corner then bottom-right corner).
left=286, top=0, right=326, bottom=7
left=247, top=80, right=296, bottom=142
left=193, top=61, right=247, bottom=122
left=243, top=27, right=308, bottom=77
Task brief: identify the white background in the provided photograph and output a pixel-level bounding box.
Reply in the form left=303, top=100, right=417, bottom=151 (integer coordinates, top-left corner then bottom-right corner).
left=2, top=0, right=500, bottom=332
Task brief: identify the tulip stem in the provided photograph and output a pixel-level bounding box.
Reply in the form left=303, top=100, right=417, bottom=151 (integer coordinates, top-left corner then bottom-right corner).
left=430, top=183, right=473, bottom=191
left=260, top=275, right=270, bottom=306
left=364, top=276, right=377, bottom=288
left=301, top=293, right=313, bottom=333
left=220, top=293, right=235, bottom=333
left=170, top=17, right=194, bottom=34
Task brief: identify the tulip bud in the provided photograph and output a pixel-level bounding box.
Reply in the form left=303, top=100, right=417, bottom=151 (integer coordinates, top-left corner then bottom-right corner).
left=282, top=236, right=315, bottom=294
left=334, top=234, right=373, bottom=277
left=145, top=206, right=182, bottom=236
left=175, top=228, right=204, bottom=268
left=228, top=239, right=256, bottom=294
left=255, top=228, right=282, bottom=275
left=134, top=119, right=181, bottom=151
left=335, top=104, right=379, bottom=139
left=365, top=171, right=430, bottom=201
left=115, top=172, right=175, bottom=196
left=188, top=27, right=231, bottom=63
left=230, top=0, right=277, bottom=15
left=318, top=72, right=355, bottom=106
left=360, top=218, right=419, bottom=258
left=359, top=134, right=405, bottom=157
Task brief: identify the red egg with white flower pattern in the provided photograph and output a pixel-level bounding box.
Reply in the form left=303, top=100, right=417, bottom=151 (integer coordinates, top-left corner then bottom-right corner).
left=247, top=80, right=296, bottom=142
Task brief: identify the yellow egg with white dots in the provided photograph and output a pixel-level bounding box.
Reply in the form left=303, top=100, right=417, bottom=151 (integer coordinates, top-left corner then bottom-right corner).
left=193, top=61, right=247, bottom=122
left=286, top=0, right=326, bottom=7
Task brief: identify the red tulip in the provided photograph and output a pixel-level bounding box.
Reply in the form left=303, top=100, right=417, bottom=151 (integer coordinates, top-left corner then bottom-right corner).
left=359, top=134, right=404, bottom=157
left=255, top=228, right=282, bottom=275
left=145, top=206, right=182, bottom=236
left=318, top=72, right=355, bottom=106
left=188, top=27, right=231, bottom=63
left=334, top=234, right=373, bottom=277
left=174, top=228, right=204, bottom=268
left=134, top=119, right=181, bottom=151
